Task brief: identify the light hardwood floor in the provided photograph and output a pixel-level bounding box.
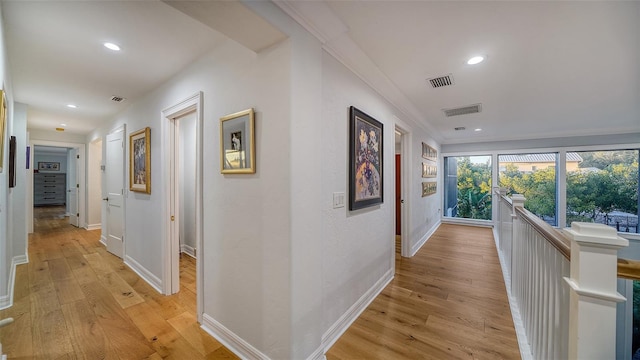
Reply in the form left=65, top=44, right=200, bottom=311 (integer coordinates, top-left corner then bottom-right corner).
left=0, top=206, right=238, bottom=359
left=327, top=224, right=520, bottom=360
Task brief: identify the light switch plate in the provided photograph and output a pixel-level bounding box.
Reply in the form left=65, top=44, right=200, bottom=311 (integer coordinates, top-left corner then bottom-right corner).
left=333, top=192, right=345, bottom=208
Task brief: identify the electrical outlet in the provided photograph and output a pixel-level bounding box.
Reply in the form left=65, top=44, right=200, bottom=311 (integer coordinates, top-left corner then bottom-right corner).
left=333, top=192, right=345, bottom=208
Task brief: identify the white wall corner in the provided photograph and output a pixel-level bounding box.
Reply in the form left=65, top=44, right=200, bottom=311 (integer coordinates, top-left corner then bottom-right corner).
left=124, top=255, right=163, bottom=294
left=320, top=268, right=394, bottom=353
left=410, top=220, right=441, bottom=257
left=201, top=313, right=270, bottom=360
left=85, top=223, right=101, bottom=231
left=99, top=235, right=107, bottom=247
left=180, top=244, right=196, bottom=259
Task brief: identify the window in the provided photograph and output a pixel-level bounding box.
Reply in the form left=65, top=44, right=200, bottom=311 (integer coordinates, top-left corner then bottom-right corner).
left=566, top=150, right=639, bottom=232
left=498, top=153, right=558, bottom=226
left=443, top=156, right=492, bottom=220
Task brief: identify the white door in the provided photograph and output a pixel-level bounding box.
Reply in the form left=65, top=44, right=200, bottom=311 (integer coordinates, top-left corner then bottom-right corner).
left=105, top=129, right=125, bottom=258
left=67, top=148, right=79, bottom=227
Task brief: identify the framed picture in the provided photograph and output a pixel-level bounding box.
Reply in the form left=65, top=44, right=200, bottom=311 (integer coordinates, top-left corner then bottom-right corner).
left=422, top=182, right=437, bottom=197
left=349, top=106, right=383, bottom=210
left=422, top=163, right=437, bottom=178
left=8, top=136, right=15, bottom=187
left=220, top=108, right=255, bottom=174
left=422, top=142, right=437, bottom=161
left=130, top=127, right=151, bottom=194
left=38, top=162, right=60, bottom=171
left=0, top=90, right=6, bottom=172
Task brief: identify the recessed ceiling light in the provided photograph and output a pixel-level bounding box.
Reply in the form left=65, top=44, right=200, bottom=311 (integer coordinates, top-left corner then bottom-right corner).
left=60, top=123, right=67, bottom=127
left=104, top=42, right=121, bottom=51
left=66, top=104, right=77, bottom=108
left=467, top=56, right=484, bottom=65
left=474, top=128, right=483, bottom=132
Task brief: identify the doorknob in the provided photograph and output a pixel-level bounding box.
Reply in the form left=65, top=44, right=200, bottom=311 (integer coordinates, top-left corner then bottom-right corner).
left=401, top=199, right=404, bottom=203
left=102, top=197, right=109, bottom=201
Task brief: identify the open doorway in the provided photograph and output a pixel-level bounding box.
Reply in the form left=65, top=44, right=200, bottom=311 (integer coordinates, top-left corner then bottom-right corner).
left=162, top=93, right=203, bottom=322
left=28, top=141, right=86, bottom=234
left=394, top=127, right=409, bottom=259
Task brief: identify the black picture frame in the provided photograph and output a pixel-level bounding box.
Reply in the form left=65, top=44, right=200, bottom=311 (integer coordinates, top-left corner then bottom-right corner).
left=349, top=106, right=383, bottom=210
left=9, top=136, right=16, bottom=188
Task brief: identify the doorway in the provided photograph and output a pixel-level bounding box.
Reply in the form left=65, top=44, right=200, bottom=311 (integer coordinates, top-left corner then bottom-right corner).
left=394, top=127, right=409, bottom=259
left=161, top=92, right=203, bottom=322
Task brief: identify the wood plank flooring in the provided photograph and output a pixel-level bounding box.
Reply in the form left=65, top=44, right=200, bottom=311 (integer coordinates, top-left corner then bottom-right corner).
left=0, top=206, right=238, bottom=359
left=327, top=223, right=520, bottom=360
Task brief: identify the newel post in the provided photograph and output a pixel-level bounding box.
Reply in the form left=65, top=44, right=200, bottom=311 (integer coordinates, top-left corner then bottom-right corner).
left=564, top=222, right=628, bottom=360
left=511, top=194, right=525, bottom=215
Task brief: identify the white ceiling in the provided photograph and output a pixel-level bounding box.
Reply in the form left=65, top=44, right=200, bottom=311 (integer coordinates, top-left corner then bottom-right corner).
left=3, top=1, right=640, bottom=144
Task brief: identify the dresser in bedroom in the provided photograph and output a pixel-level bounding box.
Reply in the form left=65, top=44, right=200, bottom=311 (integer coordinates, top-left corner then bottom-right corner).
left=34, top=173, right=66, bottom=206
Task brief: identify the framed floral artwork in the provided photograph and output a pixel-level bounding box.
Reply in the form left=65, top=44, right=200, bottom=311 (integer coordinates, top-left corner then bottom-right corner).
left=130, top=127, right=151, bottom=194
left=349, top=106, right=383, bottom=210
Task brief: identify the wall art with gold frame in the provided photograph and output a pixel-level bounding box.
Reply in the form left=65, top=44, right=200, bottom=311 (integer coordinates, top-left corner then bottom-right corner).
left=422, top=163, right=437, bottom=178
left=422, top=142, right=437, bottom=161
left=130, top=127, right=151, bottom=194
left=220, top=108, right=255, bottom=174
left=422, top=182, right=437, bottom=197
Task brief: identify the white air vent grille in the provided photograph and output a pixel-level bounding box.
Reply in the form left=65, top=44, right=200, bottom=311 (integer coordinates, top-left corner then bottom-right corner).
left=110, top=95, right=126, bottom=103
left=428, top=74, right=454, bottom=88
left=443, top=103, right=482, bottom=117
left=454, top=127, right=466, bottom=131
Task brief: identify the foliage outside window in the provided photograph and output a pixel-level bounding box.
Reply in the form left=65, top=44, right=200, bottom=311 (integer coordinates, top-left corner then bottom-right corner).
left=444, top=156, right=492, bottom=220
left=499, top=153, right=558, bottom=226
left=566, top=150, right=638, bottom=232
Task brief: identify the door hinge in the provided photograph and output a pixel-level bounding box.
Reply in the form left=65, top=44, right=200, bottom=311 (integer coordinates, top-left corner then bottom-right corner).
left=77, top=155, right=80, bottom=159
left=76, top=184, right=79, bottom=188
left=76, top=213, right=79, bottom=217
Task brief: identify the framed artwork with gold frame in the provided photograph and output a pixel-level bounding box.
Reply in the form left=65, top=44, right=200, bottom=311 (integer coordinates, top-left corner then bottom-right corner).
left=130, top=127, right=151, bottom=194
left=422, top=182, right=437, bottom=197
left=220, top=108, right=255, bottom=174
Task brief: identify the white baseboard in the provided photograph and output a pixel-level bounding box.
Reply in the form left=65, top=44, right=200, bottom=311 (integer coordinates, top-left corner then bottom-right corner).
left=85, top=223, right=101, bottom=231
left=0, top=255, right=30, bottom=310
left=99, top=235, right=107, bottom=247
left=124, top=255, right=163, bottom=294
left=320, top=268, right=394, bottom=353
left=493, top=229, right=533, bottom=360
left=201, top=313, right=270, bottom=360
left=410, top=220, right=441, bottom=256
left=180, top=244, right=196, bottom=259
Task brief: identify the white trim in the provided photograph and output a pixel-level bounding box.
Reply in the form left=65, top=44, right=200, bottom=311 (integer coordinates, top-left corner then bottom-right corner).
left=85, top=223, right=101, bottom=231
left=306, top=346, right=327, bottom=360
left=180, top=244, right=196, bottom=259
left=320, top=268, right=394, bottom=353
left=410, top=220, right=441, bottom=257
left=99, top=235, right=107, bottom=247
left=201, top=313, right=270, bottom=360
left=441, top=217, right=494, bottom=228
left=161, top=92, right=204, bottom=322
left=124, top=255, right=163, bottom=294
left=492, top=227, right=533, bottom=360
left=0, top=256, right=29, bottom=310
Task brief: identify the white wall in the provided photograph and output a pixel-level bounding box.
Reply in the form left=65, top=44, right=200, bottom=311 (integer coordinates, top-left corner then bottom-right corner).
left=320, top=51, right=441, bottom=338
left=87, top=36, right=294, bottom=359
left=178, top=112, right=196, bottom=252
left=87, top=139, right=102, bottom=229
left=29, top=128, right=86, bottom=143
left=11, top=103, right=28, bottom=261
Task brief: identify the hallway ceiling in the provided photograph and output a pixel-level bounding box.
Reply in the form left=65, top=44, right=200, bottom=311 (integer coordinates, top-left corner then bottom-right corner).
left=3, top=1, right=640, bottom=144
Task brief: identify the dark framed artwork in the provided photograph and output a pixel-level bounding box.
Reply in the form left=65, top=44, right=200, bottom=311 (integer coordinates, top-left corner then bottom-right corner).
left=220, top=108, right=255, bottom=174
left=349, top=106, right=383, bottom=210
left=130, top=127, right=151, bottom=194
left=9, top=136, right=16, bottom=187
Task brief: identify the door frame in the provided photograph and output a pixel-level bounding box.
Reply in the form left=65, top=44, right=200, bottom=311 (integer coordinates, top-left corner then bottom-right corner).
left=28, top=140, right=86, bottom=233
left=394, top=124, right=411, bottom=259
left=161, top=92, right=203, bottom=321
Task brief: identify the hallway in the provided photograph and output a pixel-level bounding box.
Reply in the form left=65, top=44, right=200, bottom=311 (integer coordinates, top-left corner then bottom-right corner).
left=0, top=206, right=237, bottom=359
left=327, top=224, right=520, bottom=359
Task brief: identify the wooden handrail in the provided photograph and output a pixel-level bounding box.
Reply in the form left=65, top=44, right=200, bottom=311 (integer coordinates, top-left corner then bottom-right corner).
left=514, top=206, right=572, bottom=260
left=618, top=258, right=640, bottom=281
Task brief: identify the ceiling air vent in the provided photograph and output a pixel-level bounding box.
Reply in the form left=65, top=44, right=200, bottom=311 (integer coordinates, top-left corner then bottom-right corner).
left=428, top=74, right=454, bottom=88
left=443, top=103, right=482, bottom=117
left=454, top=127, right=466, bottom=131
left=110, top=95, right=126, bottom=103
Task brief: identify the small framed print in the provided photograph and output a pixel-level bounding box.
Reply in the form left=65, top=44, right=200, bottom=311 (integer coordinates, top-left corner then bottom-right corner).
left=38, top=162, right=60, bottom=171
left=220, top=108, right=255, bottom=174
left=422, top=142, right=437, bottom=161
left=130, top=127, right=151, bottom=194
left=422, top=163, right=437, bottom=178
left=422, top=182, right=437, bottom=197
